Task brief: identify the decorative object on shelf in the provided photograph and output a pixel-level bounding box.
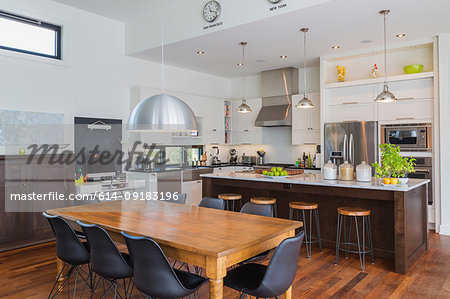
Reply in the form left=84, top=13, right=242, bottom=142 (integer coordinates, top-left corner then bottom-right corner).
left=371, top=64, right=381, bottom=78
left=203, top=1, right=221, bottom=23
left=296, top=28, right=314, bottom=108
left=356, top=161, right=372, bottom=182
left=404, top=64, right=424, bottom=74
left=375, top=9, right=397, bottom=103
left=237, top=42, right=252, bottom=113
left=256, top=148, right=266, bottom=165
left=337, top=65, right=346, bottom=82
left=372, top=144, right=416, bottom=184
left=128, top=19, right=198, bottom=132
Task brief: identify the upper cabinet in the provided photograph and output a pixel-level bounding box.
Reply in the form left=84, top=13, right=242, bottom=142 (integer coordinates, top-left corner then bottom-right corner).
left=232, top=98, right=262, bottom=145
left=292, top=93, right=320, bottom=145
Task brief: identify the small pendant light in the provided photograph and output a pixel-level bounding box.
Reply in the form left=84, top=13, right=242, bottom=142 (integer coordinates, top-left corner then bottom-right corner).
left=128, top=18, right=198, bottom=132
left=237, top=42, right=252, bottom=113
left=296, top=28, right=314, bottom=109
left=375, top=10, right=397, bottom=103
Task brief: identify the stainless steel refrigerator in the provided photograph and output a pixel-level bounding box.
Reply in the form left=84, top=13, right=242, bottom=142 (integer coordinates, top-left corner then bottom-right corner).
left=324, top=121, right=378, bottom=171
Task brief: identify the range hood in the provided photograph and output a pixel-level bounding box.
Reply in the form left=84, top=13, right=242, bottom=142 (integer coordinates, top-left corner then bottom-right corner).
left=255, top=67, right=299, bottom=127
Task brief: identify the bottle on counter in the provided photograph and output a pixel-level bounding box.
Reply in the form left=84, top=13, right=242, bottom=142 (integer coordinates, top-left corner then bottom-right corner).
left=323, top=160, right=337, bottom=180
left=356, top=161, right=372, bottom=182
left=339, top=161, right=354, bottom=181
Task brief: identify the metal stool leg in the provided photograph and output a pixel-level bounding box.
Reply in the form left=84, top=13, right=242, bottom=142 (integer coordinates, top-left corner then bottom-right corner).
left=232, top=200, right=235, bottom=212
left=314, top=209, right=323, bottom=253
left=363, top=215, right=366, bottom=271
left=289, top=207, right=293, bottom=220
left=309, top=209, right=312, bottom=257
left=273, top=203, right=278, bottom=218
left=343, top=215, right=347, bottom=259
left=302, top=210, right=310, bottom=258
left=335, top=214, right=342, bottom=265
left=367, top=215, right=375, bottom=264
left=354, top=216, right=365, bottom=271
left=346, top=216, right=353, bottom=259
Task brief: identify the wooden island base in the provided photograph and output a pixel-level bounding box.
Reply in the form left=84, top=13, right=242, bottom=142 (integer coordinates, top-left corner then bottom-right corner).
left=202, top=176, right=429, bottom=274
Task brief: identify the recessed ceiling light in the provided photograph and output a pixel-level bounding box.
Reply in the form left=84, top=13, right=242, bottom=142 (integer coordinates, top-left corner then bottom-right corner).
left=237, top=62, right=244, bottom=66
left=331, top=45, right=340, bottom=49
left=360, top=40, right=373, bottom=44
left=196, top=50, right=205, bottom=55
left=396, top=33, right=406, bottom=38
left=280, top=55, right=288, bottom=59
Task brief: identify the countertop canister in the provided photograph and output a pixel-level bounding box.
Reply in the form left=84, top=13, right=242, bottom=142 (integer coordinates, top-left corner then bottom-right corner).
left=356, top=161, right=372, bottom=182
left=323, top=160, right=337, bottom=180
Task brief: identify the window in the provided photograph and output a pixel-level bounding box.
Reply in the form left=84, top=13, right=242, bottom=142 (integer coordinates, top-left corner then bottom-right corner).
left=0, top=10, right=61, bottom=59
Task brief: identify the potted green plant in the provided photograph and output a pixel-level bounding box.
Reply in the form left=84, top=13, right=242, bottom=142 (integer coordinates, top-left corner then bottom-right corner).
left=372, top=144, right=416, bottom=184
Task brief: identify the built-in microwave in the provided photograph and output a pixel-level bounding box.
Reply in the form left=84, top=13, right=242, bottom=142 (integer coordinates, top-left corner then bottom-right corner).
left=381, top=123, right=432, bottom=152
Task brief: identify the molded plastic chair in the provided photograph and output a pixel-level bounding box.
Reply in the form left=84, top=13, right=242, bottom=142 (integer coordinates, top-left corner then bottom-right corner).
left=43, top=212, right=93, bottom=299
left=122, top=231, right=208, bottom=299
left=239, top=202, right=273, bottom=264
left=198, top=196, right=224, bottom=210
left=224, top=232, right=305, bottom=299
left=77, top=221, right=134, bottom=298
left=163, top=192, right=187, bottom=204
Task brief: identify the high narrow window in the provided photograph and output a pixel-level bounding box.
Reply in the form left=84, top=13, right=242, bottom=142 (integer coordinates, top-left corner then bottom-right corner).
left=0, top=10, right=61, bottom=59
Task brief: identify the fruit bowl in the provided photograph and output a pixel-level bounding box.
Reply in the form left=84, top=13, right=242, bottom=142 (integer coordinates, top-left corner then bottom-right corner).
left=263, top=175, right=289, bottom=179
left=403, top=64, right=423, bottom=74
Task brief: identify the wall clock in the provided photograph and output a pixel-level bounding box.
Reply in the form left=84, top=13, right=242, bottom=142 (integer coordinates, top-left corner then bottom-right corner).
left=203, top=1, right=221, bottom=23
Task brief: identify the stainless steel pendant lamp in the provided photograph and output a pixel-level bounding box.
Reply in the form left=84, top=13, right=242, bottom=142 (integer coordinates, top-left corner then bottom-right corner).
left=296, top=28, right=314, bottom=109
left=237, top=42, right=252, bottom=113
left=375, top=10, right=397, bottom=103
left=128, top=19, right=198, bottom=132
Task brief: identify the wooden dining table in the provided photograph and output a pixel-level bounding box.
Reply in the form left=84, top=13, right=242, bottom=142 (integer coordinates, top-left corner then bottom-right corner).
left=47, top=200, right=302, bottom=299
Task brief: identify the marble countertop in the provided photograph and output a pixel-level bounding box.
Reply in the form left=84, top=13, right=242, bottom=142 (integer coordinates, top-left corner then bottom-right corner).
left=201, top=172, right=430, bottom=192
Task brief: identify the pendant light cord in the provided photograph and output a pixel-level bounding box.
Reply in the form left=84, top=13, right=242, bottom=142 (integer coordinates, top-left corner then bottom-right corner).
left=303, top=29, right=307, bottom=97
left=242, top=43, right=245, bottom=102
left=161, top=16, right=165, bottom=94
left=383, top=11, right=387, bottom=86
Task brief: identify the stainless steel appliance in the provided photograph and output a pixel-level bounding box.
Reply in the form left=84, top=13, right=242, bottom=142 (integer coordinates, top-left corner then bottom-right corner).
left=211, top=146, right=221, bottom=165
left=381, top=123, right=432, bottom=152
left=407, top=156, right=433, bottom=204
left=324, top=121, right=378, bottom=172
left=229, top=148, right=238, bottom=165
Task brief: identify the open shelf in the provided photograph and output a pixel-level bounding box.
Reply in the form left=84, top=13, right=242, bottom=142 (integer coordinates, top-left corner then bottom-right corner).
left=324, top=71, right=434, bottom=89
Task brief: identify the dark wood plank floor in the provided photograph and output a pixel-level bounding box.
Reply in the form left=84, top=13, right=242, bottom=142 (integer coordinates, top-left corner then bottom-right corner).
left=0, top=231, right=449, bottom=298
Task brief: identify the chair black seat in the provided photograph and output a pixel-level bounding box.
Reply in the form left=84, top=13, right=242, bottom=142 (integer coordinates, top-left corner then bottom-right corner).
left=240, top=250, right=271, bottom=264
left=224, top=263, right=266, bottom=292
left=173, top=268, right=208, bottom=290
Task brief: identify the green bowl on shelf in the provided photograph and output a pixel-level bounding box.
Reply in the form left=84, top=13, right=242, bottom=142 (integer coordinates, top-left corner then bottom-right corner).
left=403, top=64, right=423, bottom=74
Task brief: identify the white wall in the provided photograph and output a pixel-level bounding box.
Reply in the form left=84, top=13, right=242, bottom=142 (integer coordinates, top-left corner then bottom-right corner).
left=0, top=0, right=231, bottom=126
left=437, top=34, right=450, bottom=235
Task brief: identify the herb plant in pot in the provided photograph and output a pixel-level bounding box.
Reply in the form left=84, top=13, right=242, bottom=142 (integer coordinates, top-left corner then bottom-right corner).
left=372, top=144, right=416, bottom=185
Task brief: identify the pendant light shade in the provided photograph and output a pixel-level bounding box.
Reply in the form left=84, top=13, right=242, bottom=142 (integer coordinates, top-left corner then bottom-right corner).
left=127, top=94, right=198, bottom=132
left=127, top=19, right=198, bottom=132
left=296, top=28, right=314, bottom=109
left=375, top=9, right=397, bottom=103
left=237, top=42, right=251, bottom=113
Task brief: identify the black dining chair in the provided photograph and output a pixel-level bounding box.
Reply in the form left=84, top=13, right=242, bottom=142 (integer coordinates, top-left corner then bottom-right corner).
left=43, top=212, right=93, bottom=299
left=77, top=221, right=134, bottom=299
left=198, top=196, right=224, bottom=210
left=163, top=192, right=187, bottom=204
left=224, top=232, right=305, bottom=299
left=122, top=231, right=208, bottom=299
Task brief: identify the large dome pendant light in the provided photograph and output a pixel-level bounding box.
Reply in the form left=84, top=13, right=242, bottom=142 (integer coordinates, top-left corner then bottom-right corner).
left=375, top=10, right=397, bottom=103
left=127, top=19, right=198, bottom=132
left=296, top=28, right=314, bottom=109
left=237, top=42, right=252, bottom=113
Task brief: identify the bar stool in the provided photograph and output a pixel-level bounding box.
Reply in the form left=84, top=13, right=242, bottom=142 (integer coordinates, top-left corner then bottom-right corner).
left=335, top=207, right=374, bottom=271
left=250, top=197, right=277, bottom=217
left=289, top=202, right=322, bottom=258
left=218, top=193, right=242, bottom=211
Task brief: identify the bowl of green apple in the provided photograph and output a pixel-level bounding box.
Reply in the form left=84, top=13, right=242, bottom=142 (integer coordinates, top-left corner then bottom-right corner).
left=262, top=167, right=289, bottom=178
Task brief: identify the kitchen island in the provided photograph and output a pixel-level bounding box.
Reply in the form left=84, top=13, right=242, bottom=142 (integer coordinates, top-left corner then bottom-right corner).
left=202, top=172, right=430, bottom=274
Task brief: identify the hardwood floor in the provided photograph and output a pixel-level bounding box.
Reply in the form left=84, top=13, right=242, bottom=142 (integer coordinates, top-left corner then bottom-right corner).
left=0, top=231, right=449, bottom=298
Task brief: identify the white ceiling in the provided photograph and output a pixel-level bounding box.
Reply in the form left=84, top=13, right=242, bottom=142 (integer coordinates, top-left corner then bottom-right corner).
left=53, top=0, right=450, bottom=78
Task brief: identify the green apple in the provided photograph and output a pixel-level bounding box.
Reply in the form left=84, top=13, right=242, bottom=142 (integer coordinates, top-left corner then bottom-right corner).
left=277, top=167, right=283, bottom=172
left=262, top=170, right=268, bottom=175
left=282, top=171, right=288, bottom=176
left=274, top=172, right=280, bottom=176
left=271, top=167, right=277, bottom=173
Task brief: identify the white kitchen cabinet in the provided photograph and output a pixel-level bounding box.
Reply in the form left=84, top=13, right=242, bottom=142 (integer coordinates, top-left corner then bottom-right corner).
left=379, top=99, right=433, bottom=121
left=378, top=78, right=434, bottom=101
left=232, top=98, right=262, bottom=145
left=326, top=85, right=375, bottom=105
left=202, top=100, right=225, bottom=144
left=292, top=93, right=320, bottom=145
left=326, top=103, right=377, bottom=123
left=182, top=180, right=202, bottom=206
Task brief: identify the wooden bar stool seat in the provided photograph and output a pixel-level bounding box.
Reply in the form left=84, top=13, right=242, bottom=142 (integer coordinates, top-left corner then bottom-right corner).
left=335, top=206, right=374, bottom=271
left=289, top=201, right=322, bottom=258
left=218, top=193, right=243, bottom=211
left=250, top=197, right=278, bottom=217
left=289, top=201, right=319, bottom=210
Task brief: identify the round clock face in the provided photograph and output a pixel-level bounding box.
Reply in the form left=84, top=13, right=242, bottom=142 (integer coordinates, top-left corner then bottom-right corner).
left=268, top=0, right=282, bottom=3
left=203, top=1, right=221, bottom=23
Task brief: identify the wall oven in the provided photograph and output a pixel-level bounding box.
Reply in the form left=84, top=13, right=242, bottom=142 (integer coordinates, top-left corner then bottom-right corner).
left=407, top=156, right=433, bottom=205
left=381, top=123, right=432, bottom=152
